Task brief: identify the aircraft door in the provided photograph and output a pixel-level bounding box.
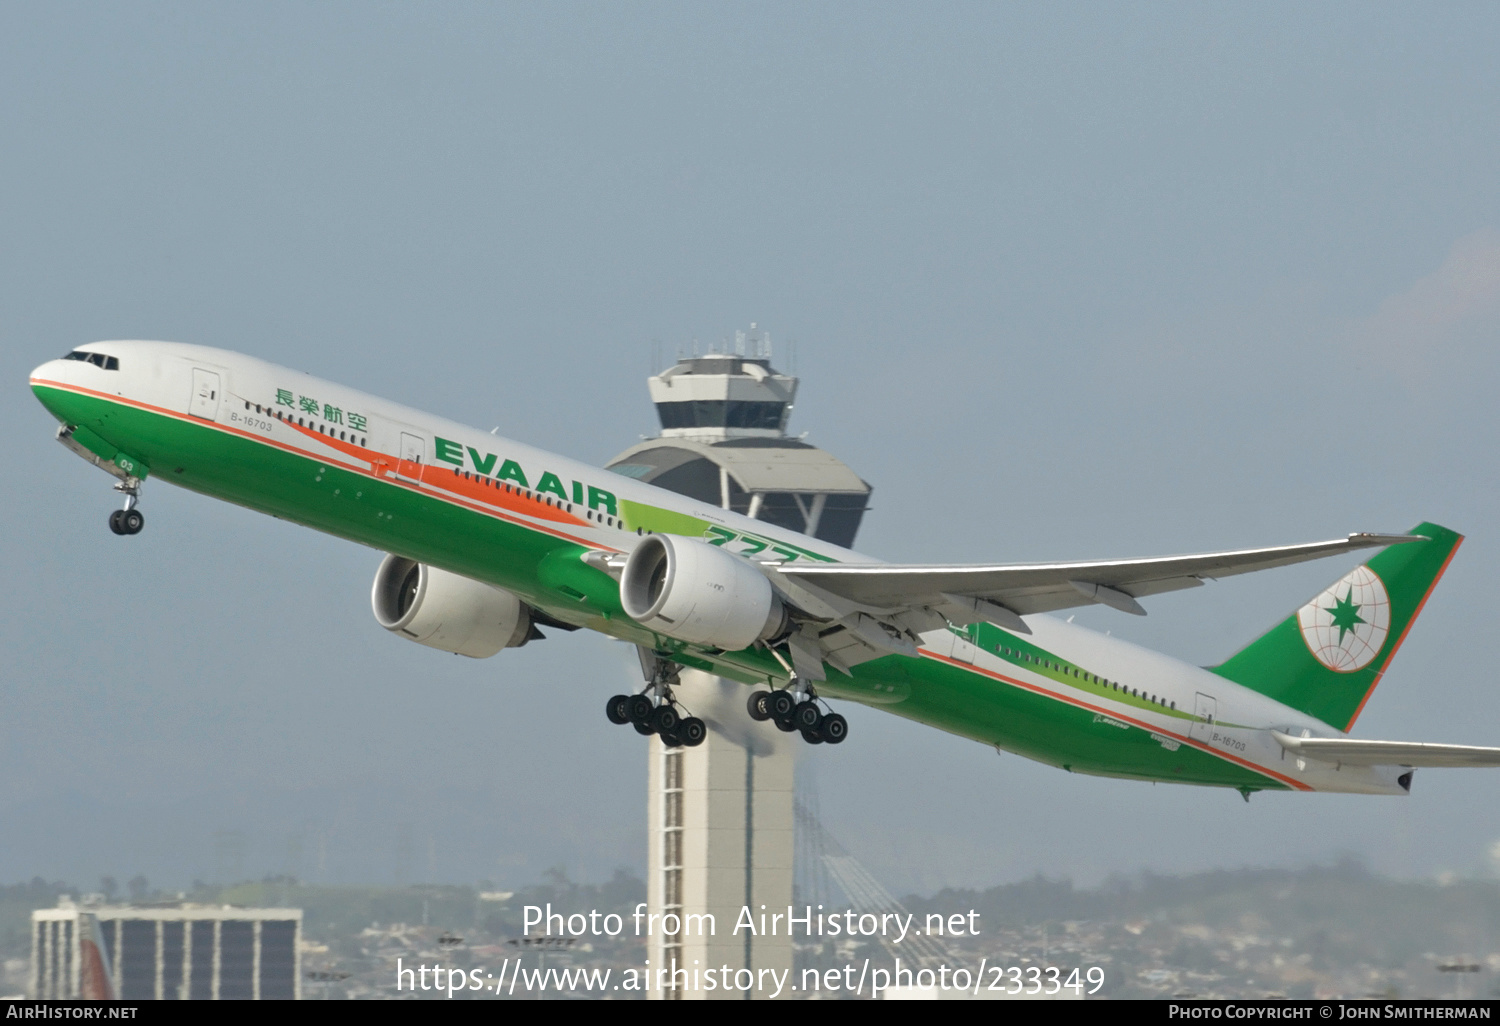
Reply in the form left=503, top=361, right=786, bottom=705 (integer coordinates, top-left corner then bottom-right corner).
left=942, top=624, right=978, bottom=666
left=189, top=369, right=221, bottom=421
left=396, top=432, right=426, bottom=482
left=952, top=624, right=977, bottom=665
left=1191, top=692, right=1217, bottom=743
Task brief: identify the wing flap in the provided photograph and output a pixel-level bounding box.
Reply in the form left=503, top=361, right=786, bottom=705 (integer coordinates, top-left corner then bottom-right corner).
left=1272, top=731, right=1500, bottom=768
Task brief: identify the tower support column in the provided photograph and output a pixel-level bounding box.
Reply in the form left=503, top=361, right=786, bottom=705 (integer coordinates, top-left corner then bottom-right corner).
left=646, top=669, right=794, bottom=999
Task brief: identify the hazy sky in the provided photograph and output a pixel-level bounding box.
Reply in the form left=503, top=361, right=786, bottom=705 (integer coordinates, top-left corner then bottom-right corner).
left=4, top=3, right=1499, bottom=895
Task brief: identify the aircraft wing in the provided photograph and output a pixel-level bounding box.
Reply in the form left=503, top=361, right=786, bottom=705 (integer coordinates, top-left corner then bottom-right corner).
left=1272, top=731, right=1500, bottom=768
left=777, top=532, right=1418, bottom=619
left=759, top=531, right=1419, bottom=678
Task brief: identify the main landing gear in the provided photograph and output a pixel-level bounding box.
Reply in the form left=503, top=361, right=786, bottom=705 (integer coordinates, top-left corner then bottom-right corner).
left=605, top=663, right=706, bottom=749
left=746, top=682, right=847, bottom=746
left=107, top=481, right=144, bottom=536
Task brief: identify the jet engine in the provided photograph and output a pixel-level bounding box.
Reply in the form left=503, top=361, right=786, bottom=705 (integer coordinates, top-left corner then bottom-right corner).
left=371, top=555, right=533, bottom=658
left=620, top=534, right=787, bottom=650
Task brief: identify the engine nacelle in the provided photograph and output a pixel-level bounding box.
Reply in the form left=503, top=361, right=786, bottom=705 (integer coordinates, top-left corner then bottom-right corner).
left=620, top=534, right=787, bottom=650
left=371, top=555, right=532, bottom=658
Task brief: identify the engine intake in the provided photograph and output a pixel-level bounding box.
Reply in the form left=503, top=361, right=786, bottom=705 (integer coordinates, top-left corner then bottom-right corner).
left=372, top=555, right=533, bottom=658
left=620, top=534, right=786, bottom=650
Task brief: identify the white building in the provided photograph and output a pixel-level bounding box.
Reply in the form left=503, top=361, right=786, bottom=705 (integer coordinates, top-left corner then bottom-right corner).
left=31, top=898, right=302, bottom=1000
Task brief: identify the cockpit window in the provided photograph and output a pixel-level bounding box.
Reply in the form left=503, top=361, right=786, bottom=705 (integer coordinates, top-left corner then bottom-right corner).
left=63, top=350, right=119, bottom=370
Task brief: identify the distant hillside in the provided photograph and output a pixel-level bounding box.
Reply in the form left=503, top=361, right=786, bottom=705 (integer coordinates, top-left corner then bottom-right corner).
left=908, top=858, right=1500, bottom=986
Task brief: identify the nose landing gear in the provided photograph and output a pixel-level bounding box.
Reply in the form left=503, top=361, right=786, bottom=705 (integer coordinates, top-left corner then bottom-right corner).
left=53, top=427, right=148, bottom=536
left=108, top=509, right=144, bottom=535
left=107, top=482, right=144, bottom=535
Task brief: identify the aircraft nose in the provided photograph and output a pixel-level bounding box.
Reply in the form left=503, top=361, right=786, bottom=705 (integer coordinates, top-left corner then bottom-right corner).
left=30, top=357, right=77, bottom=420
left=30, top=357, right=66, bottom=395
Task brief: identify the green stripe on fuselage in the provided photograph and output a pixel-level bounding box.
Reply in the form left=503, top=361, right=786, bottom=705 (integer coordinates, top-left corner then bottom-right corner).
left=37, top=384, right=1283, bottom=791
left=960, top=622, right=1195, bottom=722
left=818, top=652, right=1282, bottom=790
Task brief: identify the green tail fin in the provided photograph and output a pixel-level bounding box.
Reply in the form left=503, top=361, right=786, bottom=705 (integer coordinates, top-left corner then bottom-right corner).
left=1209, top=522, right=1462, bottom=732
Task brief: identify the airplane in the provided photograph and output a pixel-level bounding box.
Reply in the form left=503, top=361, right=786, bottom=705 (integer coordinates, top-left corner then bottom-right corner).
left=29, top=340, right=1500, bottom=799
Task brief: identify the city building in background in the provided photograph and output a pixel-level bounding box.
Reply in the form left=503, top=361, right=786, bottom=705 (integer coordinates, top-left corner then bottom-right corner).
left=608, top=326, right=872, bottom=1000
left=31, top=898, right=302, bottom=1000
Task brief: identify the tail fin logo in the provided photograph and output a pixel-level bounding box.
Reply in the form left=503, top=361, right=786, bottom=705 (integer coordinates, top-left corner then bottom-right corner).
left=1297, top=566, right=1391, bottom=672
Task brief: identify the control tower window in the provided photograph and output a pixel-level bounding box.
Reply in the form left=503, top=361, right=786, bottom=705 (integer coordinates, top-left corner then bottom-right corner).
left=656, top=400, right=786, bottom=431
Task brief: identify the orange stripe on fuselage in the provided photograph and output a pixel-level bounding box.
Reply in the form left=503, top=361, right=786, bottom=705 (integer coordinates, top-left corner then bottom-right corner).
left=279, top=417, right=586, bottom=527
left=31, top=377, right=613, bottom=553
left=920, top=649, right=1312, bottom=791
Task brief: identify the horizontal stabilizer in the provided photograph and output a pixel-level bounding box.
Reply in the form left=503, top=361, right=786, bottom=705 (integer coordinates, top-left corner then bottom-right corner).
left=1272, top=731, right=1500, bottom=768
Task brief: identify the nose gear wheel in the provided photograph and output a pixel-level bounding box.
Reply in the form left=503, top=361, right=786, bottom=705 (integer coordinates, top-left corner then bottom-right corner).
left=107, top=478, right=146, bottom=535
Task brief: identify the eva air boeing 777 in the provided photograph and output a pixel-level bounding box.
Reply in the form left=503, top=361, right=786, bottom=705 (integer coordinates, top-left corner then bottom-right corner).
left=30, top=341, right=1500, bottom=797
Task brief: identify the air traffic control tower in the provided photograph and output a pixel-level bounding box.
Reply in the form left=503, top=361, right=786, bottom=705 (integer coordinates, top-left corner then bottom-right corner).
left=607, top=326, right=871, bottom=1000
